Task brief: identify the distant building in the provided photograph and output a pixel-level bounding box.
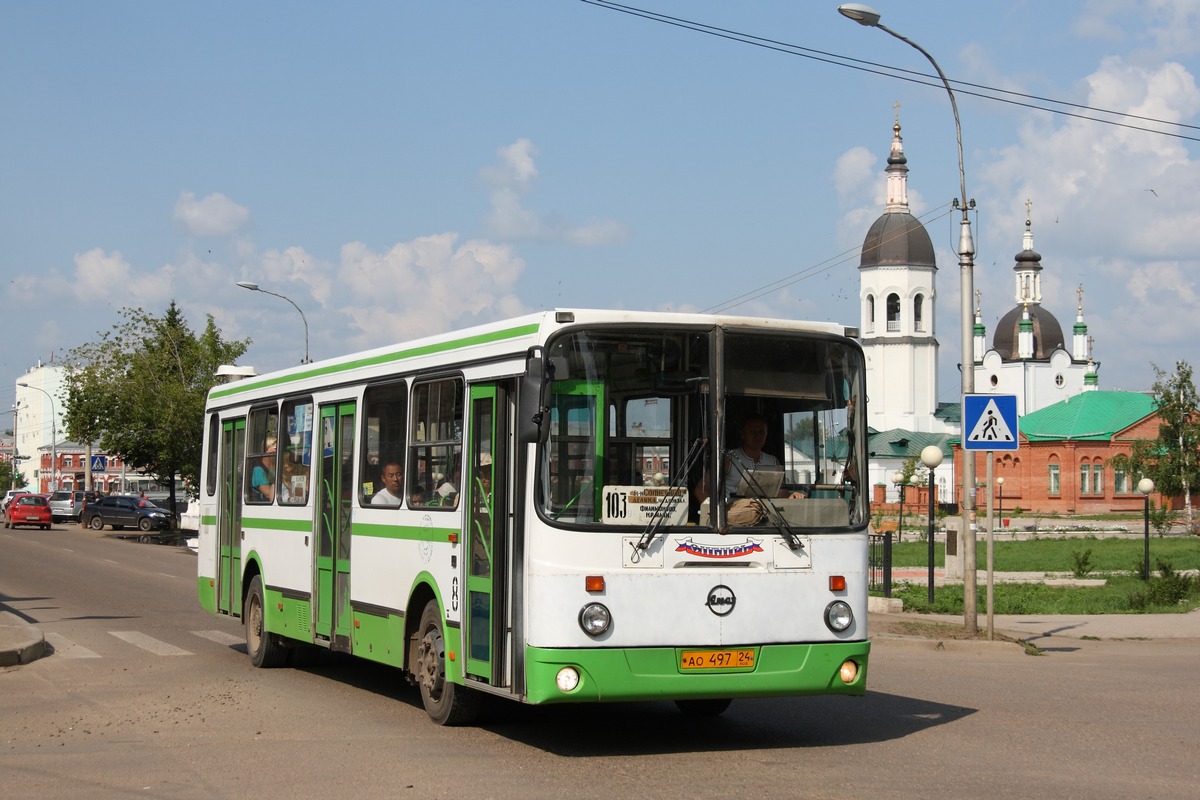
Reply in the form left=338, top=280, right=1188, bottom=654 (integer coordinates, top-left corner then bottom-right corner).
left=954, top=390, right=1159, bottom=515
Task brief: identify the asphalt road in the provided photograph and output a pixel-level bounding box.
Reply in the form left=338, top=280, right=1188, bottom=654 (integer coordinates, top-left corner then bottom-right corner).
left=2, top=524, right=1198, bottom=799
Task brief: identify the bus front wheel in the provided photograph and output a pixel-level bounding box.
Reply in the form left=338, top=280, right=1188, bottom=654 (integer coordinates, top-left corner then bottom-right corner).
left=414, top=600, right=480, bottom=726
left=246, top=575, right=287, bottom=668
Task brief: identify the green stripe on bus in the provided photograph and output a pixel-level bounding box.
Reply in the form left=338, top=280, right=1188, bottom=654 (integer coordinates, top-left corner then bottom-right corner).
left=239, top=516, right=312, bottom=532
left=353, top=522, right=456, bottom=542
left=209, top=322, right=540, bottom=400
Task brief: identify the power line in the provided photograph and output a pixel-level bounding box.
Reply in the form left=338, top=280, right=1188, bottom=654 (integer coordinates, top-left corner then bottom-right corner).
left=579, top=0, right=1200, bottom=143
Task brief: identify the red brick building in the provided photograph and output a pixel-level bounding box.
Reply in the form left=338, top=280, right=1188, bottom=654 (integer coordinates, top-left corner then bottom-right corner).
left=952, top=390, right=1162, bottom=515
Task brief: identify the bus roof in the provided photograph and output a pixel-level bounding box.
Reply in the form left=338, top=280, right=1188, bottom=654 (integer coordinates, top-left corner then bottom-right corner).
left=208, top=308, right=857, bottom=405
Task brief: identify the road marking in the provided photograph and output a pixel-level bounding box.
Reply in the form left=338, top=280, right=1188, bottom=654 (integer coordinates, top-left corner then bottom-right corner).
left=192, top=629, right=244, bottom=647
left=109, top=631, right=193, bottom=656
left=45, top=632, right=102, bottom=659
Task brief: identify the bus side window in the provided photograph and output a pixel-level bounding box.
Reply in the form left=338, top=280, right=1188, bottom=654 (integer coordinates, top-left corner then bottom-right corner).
left=361, top=381, right=408, bottom=507
left=245, top=405, right=279, bottom=504
left=409, top=377, right=464, bottom=510
left=279, top=398, right=313, bottom=505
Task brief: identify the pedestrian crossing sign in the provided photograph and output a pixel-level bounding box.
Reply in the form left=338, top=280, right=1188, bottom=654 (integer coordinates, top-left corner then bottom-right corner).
left=962, top=394, right=1019, bottom=451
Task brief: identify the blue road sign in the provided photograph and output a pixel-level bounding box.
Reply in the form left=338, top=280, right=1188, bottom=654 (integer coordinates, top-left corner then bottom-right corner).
left=90, top=455, right=108, bottom=472
left=963, top=394, right=1019, bottom=451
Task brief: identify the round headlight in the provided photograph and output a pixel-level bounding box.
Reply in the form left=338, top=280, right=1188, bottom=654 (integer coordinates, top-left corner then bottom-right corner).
left=556, top=667, right=580, bottom=692
left=578, top=602, right=612, bottom=637
left=825, top=600, right=854, bottom=632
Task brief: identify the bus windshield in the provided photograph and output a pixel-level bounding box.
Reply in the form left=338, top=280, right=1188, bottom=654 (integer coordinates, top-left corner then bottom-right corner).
left=537, top=325, right=867, bottom=532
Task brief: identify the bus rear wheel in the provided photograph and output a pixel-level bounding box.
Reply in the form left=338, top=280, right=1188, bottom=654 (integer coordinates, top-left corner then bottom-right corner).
left=414, top=600, right=480, bottom=726
left=246, top=575, right=287, bottom=668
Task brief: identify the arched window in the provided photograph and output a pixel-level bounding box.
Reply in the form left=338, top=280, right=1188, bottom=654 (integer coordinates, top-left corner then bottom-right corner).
left=865, top=295, right=875, bottom=333
left=886, top=293, right=901, bottom=332
left=914, top=294, right=924, bottom=332
left=1048, top=458, right=1060, bottom=495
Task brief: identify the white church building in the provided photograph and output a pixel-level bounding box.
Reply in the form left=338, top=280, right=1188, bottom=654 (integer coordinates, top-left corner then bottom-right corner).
left=854, top=118, right=1099, bottom=503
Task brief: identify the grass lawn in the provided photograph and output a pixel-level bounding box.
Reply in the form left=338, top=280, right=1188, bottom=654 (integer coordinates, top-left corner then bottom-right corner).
left=881, top=535, right=1200, bottom=614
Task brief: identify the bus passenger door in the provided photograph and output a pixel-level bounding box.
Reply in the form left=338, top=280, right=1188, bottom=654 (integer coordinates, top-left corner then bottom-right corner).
left=463, top=382, right=509, bottom=685
left=218, top=418, right=245, bottom=616
left=314, top=402, right=356, bottom=650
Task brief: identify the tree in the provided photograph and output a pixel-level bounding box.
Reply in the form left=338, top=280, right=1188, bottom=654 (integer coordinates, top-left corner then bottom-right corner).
left=1109, top=361, right=1200, bottom=530
left=63, top=302, right=250, bottom=520
left=1, top=458, right=28, bottom=491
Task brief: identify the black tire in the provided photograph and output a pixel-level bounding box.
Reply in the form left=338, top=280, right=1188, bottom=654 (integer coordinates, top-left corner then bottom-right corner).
left=89, top=516, right=104, bottom=531
left=414, top=600, right=480, bottom=726
left=138, top=516, right=153, bottom=531
left=245, top=575, right=287, bottom=668
left=674, top=698, right=733, bottom=717
left=42, top=525, right=50, bottom=531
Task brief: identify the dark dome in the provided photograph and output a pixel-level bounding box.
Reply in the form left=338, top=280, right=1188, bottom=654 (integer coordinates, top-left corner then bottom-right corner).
left=859, top=211, right=936, bottom=269
left=992, top=305, right=1066, bottom=360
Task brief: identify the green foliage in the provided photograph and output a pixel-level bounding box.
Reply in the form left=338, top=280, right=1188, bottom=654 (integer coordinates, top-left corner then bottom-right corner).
left=888, top=535, right=1200, bottom=572
left=64, top=302, right=250, bottom=510
left=1070, top=548, right=1095, bottom=578
left=1148, top=502, right=1176, bottom=537
left=894, top=573, right=1200, bottom=615
left=1128, top=559, right=1194, bottom=610
left=0, top=459, right=28, bottom=491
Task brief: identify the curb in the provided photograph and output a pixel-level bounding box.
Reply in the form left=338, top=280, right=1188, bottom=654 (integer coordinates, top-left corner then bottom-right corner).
left=0, top=625, right=46, bottom=667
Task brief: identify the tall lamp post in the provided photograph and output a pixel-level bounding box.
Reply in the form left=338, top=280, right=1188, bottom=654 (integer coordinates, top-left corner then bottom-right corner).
left=1138, top=478, right=1155, bottom=581
left=17, top=383, right=57, bottom=493
left=839, top=3, right=978, bottom=633
left=236, top=280, right=312, bottom=365
left=920, top=445, right=943, bottom=606
left=892, top=470, right=906, bottom=543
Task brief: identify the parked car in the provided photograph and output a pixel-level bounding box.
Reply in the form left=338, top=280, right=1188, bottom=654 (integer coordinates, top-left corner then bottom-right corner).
left=84, top=496, right=172, bottom=532
left=48, top=490, right=102, bottom=523
left=2, top=488, right=28, bottom=513
left=4, top=493, right=52, bottom=530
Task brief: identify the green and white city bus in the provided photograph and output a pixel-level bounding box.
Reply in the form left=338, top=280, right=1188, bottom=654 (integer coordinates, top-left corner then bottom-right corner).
left=197, top=309, right=871, bottom=725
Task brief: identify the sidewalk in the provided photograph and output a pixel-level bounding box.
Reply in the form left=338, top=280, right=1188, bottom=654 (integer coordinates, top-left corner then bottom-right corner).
left=0, top=624, right=45, bottom=667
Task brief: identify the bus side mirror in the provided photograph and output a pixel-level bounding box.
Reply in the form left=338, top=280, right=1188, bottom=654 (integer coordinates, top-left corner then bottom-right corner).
left=518, top=346, right=553, bottom=444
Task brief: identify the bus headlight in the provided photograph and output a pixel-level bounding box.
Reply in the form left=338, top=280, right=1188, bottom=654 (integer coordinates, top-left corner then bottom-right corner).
left=824, top=600, right=854, bottom=632
left=578, top=602, right=611, bottom=637
left=556, top=667, right=581, bottom=692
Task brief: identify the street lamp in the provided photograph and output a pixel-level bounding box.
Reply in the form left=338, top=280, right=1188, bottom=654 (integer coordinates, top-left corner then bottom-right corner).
left=839, top=3, right=978, bottom=633
left=920, top=445, right=943, bottom=606
left=236, top=280, right=312, bottom=365
left=996, top=476, right=1005, bottom=530
left=17, top=383, right=57, bottom=493
left=1138, top=477, right=1155, bottom=581
left=892, top=470, right=906, bottom=543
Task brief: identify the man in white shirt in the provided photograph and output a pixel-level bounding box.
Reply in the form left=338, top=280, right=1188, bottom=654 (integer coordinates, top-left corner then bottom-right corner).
left=371, top=462, right=404, bottom=506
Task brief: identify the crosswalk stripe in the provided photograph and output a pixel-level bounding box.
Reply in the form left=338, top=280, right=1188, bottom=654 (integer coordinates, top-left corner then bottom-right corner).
left=192, top=629, right=244, bottom=646
left=45, top=632, right=102, bottom=659
left=108, top=630, right=194, bottom=656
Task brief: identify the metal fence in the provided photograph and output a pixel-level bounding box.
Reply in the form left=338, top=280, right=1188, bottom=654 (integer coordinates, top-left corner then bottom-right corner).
left=868, top=531, right=893, bottom=598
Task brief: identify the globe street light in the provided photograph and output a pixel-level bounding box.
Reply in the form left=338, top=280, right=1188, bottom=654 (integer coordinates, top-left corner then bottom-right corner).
left=839, top=3, right=979, bottom=633
left=17, top=383, right=57, bottom=492
left=1138, top=477, right=1155, bottom=581
left=892, top=470, right=906, bottom=543
left=920, top=445, right=943, bottom=606
left=236, top=280, right=312, bottom=365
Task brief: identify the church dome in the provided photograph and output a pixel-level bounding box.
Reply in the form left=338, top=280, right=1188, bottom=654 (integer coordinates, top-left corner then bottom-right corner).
left=992, top=305, right=1066, bottom=360
left=859, top=212, right=936, bottom=268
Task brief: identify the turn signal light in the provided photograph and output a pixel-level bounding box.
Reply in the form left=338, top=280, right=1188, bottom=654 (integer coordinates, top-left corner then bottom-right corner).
left=585, top=575, right=605, bottom=592
left=829, top=575, right=847, bottom=592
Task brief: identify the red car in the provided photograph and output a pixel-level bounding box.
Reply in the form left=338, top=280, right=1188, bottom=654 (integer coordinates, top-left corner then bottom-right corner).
left=4, top=493, right=52, bottom=530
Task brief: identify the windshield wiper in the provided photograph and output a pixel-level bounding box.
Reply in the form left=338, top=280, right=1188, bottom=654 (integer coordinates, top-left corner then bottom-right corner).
left=727, top=460, right=802, bottom=550
left=633, top=436, right=707, bottom=553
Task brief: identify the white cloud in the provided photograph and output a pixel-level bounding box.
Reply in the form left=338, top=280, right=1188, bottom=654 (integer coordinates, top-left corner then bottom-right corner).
left=482, top=138, right=628, bottom=246
left=173, top=191, right=251, bottom=237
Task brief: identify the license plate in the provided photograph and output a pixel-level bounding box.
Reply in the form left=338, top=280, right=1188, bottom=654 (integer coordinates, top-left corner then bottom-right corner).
left=680, top=648, right=756, bottom=670
left=25, top=515, right=41, bottom=521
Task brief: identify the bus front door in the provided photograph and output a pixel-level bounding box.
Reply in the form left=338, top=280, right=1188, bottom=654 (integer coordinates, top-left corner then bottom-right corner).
left=314, top=402, right=356, bottom=651
left=218, top=418, right=245, bottom=616
left=464, top=382, right=509, bottom=685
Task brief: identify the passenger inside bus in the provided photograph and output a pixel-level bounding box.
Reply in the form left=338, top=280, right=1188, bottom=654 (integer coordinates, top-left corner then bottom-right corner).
left=251, top=438, right=277, bottom=502
left=371, top=462, right=404, bottom=506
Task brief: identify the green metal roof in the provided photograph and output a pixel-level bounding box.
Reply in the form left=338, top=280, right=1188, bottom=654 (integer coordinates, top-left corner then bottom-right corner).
left=1019, top=390, right=1155, bottom=442
left=866, top=428, right=956, bottom=459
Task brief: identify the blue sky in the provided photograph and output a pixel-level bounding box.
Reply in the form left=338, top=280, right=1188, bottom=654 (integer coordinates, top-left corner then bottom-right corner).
left=3, top=0, right=1199, bottom=417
